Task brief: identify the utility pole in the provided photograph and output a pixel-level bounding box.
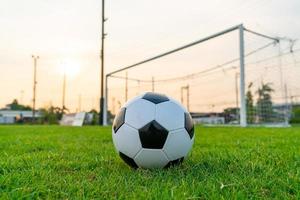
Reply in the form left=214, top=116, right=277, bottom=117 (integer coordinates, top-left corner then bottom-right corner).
left=125, top=71, right=128, bottom=102
left=137, top=80, right=141, bottom=94
left=152, top=77, right=154, bottom=92
left=112, top=97, right=116, bottom=114
left=181, top=87, right=184, bottom=104
left=290, top=95, right=294, bottom=106
left=290, top=95, right=295, bottom=119
left=78, top=94, right=82, bottom=112
left=181, top=85, right=190, bottom=111
left=20, top=90, right=24, bottom=105
left=211, top=104, right=215, bottom=113
left=284, top=83, right=289, bottom=125
left=32, top=55, right=39, bottom=123
left=187, top=84, right=190, bottom=111
left=117, top=100, right=121, bottom=110
left=99, top=0, right=106, bottom=125
left=62, top=70, right=66, bottom=112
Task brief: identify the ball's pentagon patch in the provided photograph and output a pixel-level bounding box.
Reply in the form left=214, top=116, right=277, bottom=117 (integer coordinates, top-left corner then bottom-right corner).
left=113, top=107, right=126, bottom=132
left=184, top=112, right=194, bottom=139
left=142, top=92, right=169, bottom=104
left=139, top=120, right=168, bottom=149
left=119, top=152, right=138, bottom=169
left=164, top=157, right=184, bottom=168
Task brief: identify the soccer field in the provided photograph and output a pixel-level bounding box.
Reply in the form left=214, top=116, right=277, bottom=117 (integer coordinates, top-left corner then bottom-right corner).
left=0, top=126, right=299, bottom=199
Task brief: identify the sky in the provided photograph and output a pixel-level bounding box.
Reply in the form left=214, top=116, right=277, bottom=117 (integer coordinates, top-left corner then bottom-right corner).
left=0, top=0, right=299, bottom=112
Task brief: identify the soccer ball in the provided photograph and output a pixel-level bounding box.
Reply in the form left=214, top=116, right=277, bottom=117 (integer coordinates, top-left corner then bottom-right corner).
left=112, top=92, right=195, bottom=169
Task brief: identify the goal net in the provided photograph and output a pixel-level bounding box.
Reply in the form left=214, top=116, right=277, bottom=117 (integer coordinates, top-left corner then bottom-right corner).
left=105, top=24, right=299, bottom=126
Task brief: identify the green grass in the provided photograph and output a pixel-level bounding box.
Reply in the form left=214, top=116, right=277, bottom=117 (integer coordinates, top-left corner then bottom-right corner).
left=0, top=126, right=299, bottom=199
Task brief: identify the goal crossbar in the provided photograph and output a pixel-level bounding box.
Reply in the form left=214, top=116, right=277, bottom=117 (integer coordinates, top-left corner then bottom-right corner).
left=106, top=24, right=242, bottom=77
left=103, top=24, right=280, bottom=126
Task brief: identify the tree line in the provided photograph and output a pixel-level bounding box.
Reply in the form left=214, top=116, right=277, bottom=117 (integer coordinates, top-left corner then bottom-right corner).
left=1, top=100, right=106, bottom=125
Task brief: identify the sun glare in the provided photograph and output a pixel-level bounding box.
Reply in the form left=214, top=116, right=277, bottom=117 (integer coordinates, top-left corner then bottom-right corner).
left=59, top=60, right=80, bottom=78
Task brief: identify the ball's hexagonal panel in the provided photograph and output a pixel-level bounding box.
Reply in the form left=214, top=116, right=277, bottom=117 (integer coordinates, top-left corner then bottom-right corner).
left=142, top=92, right=169, bottom=104
left=113, top=107, right=126, bottom=132
left=168, top=97, right=188, bottom=113
left=184, top=112, right=194, bottom=139
left=125, top=99, right=155, bottom=129
left=112, top=124, right=142, bottom=158
left=119, top=152, right=138, bottom=169
left=164, top=157, right=184, bottom=168
left=155, top=101, right=185, bottom=131
left=123, top=94, right=143, bottom=107
left=139, top=120, right=168, bottom=149
left=163, top=128, right=193, bottom=161
left=134, top=149, right=169, bottom=168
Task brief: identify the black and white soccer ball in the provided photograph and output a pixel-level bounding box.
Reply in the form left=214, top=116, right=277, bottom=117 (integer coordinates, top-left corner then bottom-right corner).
left=112, top=92, right=195, bottom=169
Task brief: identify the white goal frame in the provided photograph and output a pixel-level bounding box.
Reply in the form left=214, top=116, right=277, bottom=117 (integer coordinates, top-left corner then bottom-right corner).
left=103, top=24, right=280, bottom=127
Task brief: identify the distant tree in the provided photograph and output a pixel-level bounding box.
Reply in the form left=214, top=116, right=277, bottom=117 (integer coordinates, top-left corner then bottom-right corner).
left=256, top=82, right=274, bottom=123
left=39, top=106, right=63, bottom=124
left=290, top=106, right=300, bottom=124
left=89, top=109, right=98, bottom=125
left=7, top=99, right=32, bottom=111
left=107, top=110, right=115, bottom=124
left=223, top=107, right=239, bottom=123
left=61, top=106, right=69, bottom=115
left=88, top=109, right=115, bottom=125
left=246, top=82, right=254, bottom=123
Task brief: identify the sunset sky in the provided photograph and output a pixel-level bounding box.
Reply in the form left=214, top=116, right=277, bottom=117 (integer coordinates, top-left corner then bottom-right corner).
left=1, top=0, right=299, bottom=112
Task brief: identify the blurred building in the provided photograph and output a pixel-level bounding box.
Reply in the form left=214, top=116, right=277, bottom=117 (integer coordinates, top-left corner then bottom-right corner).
left=191, top=112, right=225, bottom=125
left=0, top=110, right=42, bottom=124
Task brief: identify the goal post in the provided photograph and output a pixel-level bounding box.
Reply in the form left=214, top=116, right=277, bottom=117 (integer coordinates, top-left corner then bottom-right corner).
left=103, top=24, right=294, bottom=127
left=103, top=75, right=108, bottom=125
left=239, top=24, right=247, bottom=127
